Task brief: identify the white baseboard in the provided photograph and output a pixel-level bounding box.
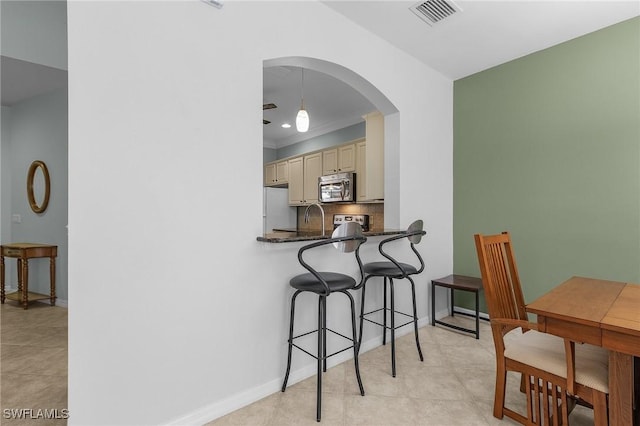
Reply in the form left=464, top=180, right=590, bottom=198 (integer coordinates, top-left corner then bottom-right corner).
left=164, top=315, right=431, bottom=426
left=449, top=306, right=490, bottom=321
left=164, top=375, right=284, bottom=426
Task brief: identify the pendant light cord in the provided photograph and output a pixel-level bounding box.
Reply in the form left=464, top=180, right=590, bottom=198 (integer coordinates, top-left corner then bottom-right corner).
left=301, top=68, right=305, bottom=109
left=296, top=67, right=310, bottom=132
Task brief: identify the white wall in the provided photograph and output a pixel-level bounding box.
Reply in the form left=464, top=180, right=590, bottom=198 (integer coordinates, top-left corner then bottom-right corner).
left=0, top=0, right=67, bottom=70
left=66, top=1, right=453, bottom=424
left=5, top=88, right=69, bottom=303
left=1, top=107, right=12, bottom=243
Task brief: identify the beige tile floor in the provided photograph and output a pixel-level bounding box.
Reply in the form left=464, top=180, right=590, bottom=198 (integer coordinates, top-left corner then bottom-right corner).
left=209, top=315, right=595, bottom=426
left=0, top=304, right=595, bottom=426
left=1, top=302, right=68, bottom=425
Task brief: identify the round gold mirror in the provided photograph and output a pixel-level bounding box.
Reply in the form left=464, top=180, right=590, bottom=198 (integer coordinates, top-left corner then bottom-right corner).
left=27, top=160, right=51, bottom=214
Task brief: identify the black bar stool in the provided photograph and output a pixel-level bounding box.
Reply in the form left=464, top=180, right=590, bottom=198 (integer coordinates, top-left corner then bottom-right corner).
left=281, top=222, right=367, bottom=422
left=358, top=220, right=426, bottom=377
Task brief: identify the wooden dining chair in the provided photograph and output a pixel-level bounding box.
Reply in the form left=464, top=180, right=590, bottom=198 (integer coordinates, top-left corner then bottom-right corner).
left=474, top=232, right=609, bottom=426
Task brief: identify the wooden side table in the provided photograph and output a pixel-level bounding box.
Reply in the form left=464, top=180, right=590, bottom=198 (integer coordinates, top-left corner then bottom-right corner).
left=431, top=274, right=486, bottom=339
left=1, top=243, right=57, bottom=309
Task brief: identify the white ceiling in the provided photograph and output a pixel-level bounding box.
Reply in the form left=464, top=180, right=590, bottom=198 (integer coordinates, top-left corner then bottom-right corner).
left=1, top=1, right=637, bottom=146
left=324, top=1, right=640, bottom=80
left=264, top=0, right=639, bottom=149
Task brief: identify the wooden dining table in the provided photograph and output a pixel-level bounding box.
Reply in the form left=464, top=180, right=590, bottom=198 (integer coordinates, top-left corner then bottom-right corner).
left=526, top=276, right=640, bottom=426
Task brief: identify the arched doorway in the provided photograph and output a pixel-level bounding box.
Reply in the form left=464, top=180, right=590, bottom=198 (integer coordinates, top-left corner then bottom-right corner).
left=262, top=56, right=401, bottom=229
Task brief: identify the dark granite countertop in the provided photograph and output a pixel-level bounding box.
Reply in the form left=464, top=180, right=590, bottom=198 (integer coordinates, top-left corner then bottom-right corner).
left=257, top=229, right=406, bottom=243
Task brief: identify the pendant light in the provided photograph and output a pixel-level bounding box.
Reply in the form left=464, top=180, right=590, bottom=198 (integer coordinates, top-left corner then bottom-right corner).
left=296, top=68, right=309, bottom=133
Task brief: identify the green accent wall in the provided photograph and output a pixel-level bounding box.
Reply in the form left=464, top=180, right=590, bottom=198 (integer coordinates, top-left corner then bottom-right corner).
left=453, top=17, right=640, bottom=312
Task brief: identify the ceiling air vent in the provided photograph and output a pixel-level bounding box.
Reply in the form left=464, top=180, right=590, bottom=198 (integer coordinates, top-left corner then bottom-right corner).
left=410, top=0, right=462, bottom=26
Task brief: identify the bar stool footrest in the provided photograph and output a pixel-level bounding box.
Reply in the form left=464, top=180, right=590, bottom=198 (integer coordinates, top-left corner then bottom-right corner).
left=290, top=327, right=357, bottom=361
left=362, top=316, right=416, bottom=331
left=362, top=307, right=416, bottom=331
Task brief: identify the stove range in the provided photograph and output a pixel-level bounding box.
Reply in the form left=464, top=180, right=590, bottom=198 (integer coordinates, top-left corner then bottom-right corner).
left=333, top=214, right=370, bottom=232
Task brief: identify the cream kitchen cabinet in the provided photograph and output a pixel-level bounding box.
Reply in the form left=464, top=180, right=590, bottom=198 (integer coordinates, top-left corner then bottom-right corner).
left=357, top=112, right=384, bottom=201
left=287, top=153, right=322, bottom=205
left=303, top=152, right=322, bottom=204
left=355, top=141, right=367, bottom=201
left=322, top=143, right=356, bottom=175
left=264, top=160, right=289, bottom=186
left=287, top=157, right=304, bottom=204
left=265, top=163, right=276, bottom=185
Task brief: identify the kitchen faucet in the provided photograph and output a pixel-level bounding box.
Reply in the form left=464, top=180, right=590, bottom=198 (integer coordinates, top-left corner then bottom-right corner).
left=304, top=203, right=325, bottom=236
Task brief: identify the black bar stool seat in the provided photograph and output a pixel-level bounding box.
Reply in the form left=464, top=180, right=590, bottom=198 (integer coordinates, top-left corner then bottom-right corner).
left=290, top=273, right=356, bottom=293
left=364, top=261, right=418, bottom=276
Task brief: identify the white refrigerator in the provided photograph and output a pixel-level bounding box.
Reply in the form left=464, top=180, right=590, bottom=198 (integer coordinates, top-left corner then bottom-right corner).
left=263, top=187, right=297, bottom=233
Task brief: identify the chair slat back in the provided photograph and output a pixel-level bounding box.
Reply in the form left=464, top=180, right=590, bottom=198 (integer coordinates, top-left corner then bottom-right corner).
left=474, top=232, right=528, bottom=322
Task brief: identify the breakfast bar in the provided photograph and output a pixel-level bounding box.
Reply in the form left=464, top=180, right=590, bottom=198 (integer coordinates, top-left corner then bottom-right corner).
left=257, top=228, right=405, bottom=243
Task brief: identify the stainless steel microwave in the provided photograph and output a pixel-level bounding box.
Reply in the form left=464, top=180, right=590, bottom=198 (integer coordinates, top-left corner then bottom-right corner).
left=318, top=172, right=355, bottom=203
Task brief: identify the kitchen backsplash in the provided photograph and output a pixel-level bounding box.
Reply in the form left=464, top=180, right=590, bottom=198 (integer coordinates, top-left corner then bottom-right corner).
left=297, top=203, right=384, bottom=233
